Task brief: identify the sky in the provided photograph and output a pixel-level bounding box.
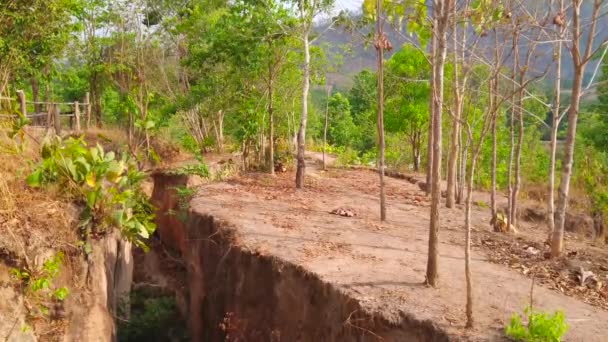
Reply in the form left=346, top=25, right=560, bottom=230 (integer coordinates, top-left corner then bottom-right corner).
left=334, top=0, right=363, bottom=13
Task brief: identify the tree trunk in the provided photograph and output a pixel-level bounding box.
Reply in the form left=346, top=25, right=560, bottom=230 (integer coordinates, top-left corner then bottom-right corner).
left=489, top=28, right=500, bottom=218
left=446, top=93, right=461, bottom=208
left=507, top=34, right=518, bottom=230
left=412, top=131, right=421, bottom=172
left=548, top=0, right=563, bottom=239
left=218, top=110, right=224, bottom=153
left=490, top=108, right=497, bottom=217
left=269, top=60, right=275, bottom=176
left=457, top=125, right=467, bottom=204
left=426, top=25, right=437, bottom=195
left=446, top=115, right=460, bottom=208
left=376, top=0, right=387, bottom=221
left=426, top=0, right=450, bottom=287
left=553, top=64, right=583, bottom=257
left=464, top=147, right=481, bottom=328
left=90, top=74, right=102, bottom=128
left=323, top=85, right=331, bottom=170
left=447, top=26, right=463, bottom=209
left=548, top=106, right=559, bottom=237
left=551, top=0, right=599, bottom=257
left=295, top=28, right=310, bottom=189
left=511, top=82, right=524, bottom=229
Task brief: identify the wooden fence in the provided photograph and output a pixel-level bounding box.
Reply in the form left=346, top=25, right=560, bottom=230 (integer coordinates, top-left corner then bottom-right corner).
left=0, top=90, right=91, bottom=134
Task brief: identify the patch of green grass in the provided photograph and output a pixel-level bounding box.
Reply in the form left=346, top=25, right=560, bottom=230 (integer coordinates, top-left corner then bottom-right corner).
left=505, top=306, right=568, bottom=342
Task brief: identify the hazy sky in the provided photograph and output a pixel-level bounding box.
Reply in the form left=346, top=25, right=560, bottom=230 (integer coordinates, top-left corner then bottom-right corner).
left=335, top=0, right=363, bottom=13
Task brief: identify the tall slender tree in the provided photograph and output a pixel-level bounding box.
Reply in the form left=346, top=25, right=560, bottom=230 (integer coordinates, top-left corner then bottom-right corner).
left=375, top=0, right=389, bottom=221
left=547, top=0, right=565, bottom=240
left=294, top=0, right=335, bottom=189
left=553, top=0, right=606, bottom=256
left=426, top=0, right=453, bottom=287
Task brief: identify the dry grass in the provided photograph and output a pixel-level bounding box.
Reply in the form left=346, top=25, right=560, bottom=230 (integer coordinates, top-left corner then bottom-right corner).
left=0, top=122, right=82, bottom=340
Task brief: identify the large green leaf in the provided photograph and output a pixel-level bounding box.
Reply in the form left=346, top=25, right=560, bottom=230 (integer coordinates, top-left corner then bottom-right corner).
left=26, top=170, right=42, bottom=187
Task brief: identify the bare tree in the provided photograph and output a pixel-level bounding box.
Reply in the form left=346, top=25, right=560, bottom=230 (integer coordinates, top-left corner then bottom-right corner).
left=547, top=0, right=564, bottom=239
left=446, top=25, right=463, bottom=209
left=375, top=0, right=388, bottom=221
left=490, top=33, right=499, bottom=218
left=552, top=0, right=605, bottom=256
left=426, top=0, right=453, bottom=287
left=446, top=13, right=479, bottom=208
left=295, top=0, right=312, bottom=189
left=295, top=0, right=335, bottom=189
left=462, top=87, right=494, bottom=329
left=425, top=27, right=436, bottom=196
left=322, top=83, right=332, bottom=170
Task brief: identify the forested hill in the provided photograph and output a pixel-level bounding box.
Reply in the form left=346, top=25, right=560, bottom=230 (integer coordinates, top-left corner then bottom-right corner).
left=317, top=4, right=608, bottom=90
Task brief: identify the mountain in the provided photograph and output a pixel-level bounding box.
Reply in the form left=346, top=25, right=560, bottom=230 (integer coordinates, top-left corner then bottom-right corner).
left=315, top=4, right=608, bottom=91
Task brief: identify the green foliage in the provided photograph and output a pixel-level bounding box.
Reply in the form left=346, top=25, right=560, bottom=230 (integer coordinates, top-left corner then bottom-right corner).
left=384, top=46, right=429, bottom=135
left=505, top=307, right=568, bottom=342
left=174, top=160, right=210, bottom=179
left=327, top=92, right=358, bottom=147
left=574, top=116, right=608, bottom=228
left=26, top=137, right=155, bottom=247
left=10, top=251, right=70, bottom=316
left=118, top=292, right=188, bottom=342
left=361, top=0, right=429, bottom=47
left=335, top=146, right=360, bottom=167
left=211, top=162, right=239, bottom=182
left=170, top=185, right=195, bottom=223
left=0, top=0, right=82, bottom=80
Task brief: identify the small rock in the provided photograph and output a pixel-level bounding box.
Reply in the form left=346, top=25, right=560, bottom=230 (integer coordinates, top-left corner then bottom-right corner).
left=525, top=246, right=540, bottom=256
left=330, top=207, right=356, bottom=217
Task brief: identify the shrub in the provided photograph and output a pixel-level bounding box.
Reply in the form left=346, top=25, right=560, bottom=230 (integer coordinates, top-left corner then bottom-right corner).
left=26, top=137, right=155, bottom=248
left=335, top=147, right=360, bottom=166
left=118, top=293, right=188, bottom=342
left=505, top=306, right=568, bottom=342
left=11, top=251, right=69, bottom=317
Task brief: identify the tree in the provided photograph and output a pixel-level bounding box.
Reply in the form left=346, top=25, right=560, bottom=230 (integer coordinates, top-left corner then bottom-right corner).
left=348, top=69, right=377, bottom=152
left=552, top=0, right=607, bottom=257
left=0, top=0, right=82, bottom=95
left=374, top=0, right=388, bottom=221
left=547, top=0, right=565, bottom=239
left=246, top=0, right=297, bottom=174
left=294, top=0, right=335, bottom=189
left=322, top=83, right=332, bottom=170
left=385, top=46, right=430, bottom=172
left=327, top=93, right=357, bottom=147
left=426, top=0, right=453, bottom=288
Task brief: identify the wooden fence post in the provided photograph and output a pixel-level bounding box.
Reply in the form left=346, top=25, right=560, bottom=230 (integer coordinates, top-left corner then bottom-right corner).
left=85, top=92, right=91, bottom=129
left=74, top=101, right=81, bottom=133
left=16, top=90, right=26, bottom=117
left=54, top=104, right=61, bottom=135
left=47, top=104, right=53, bottom=130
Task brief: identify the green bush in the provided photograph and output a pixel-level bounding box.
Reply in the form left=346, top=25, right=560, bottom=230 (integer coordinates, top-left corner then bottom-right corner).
left=505, top=306, right=568, bottom=342
left=10, top=251, right=69, bottom=317
left=26, top=137, right=155, bottom=248
left=335, top=147, right=360, bottom=166
left=118, top=293, right=188, bottom=342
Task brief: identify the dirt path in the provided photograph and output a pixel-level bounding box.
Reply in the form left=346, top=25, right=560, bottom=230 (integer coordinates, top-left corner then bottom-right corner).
left=189, top=157, right=608, bottom=341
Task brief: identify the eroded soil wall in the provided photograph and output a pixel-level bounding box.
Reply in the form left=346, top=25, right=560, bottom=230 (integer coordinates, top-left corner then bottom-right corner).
left=151, top=173, right=451, bottom=342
